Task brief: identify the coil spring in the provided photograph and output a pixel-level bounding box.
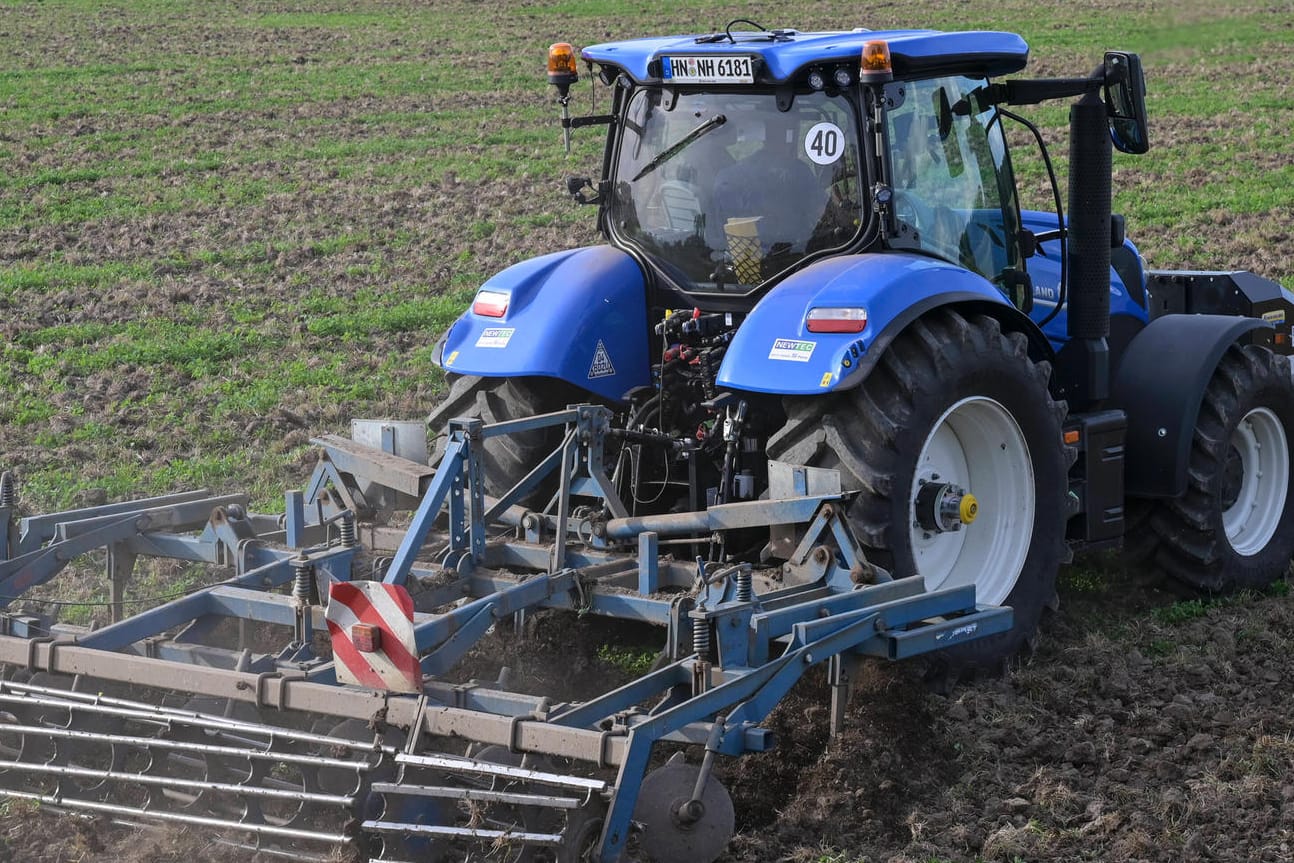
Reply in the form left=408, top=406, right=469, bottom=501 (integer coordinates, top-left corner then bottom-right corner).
left=292, top=553, right=313, bottom=604
left=692, top=615, right=711, bottom=660
left=338, top=512, right=357, bottom=548
left=735, top=566, right=753, bottom=603
left=0, top=472, right=13, bottom=509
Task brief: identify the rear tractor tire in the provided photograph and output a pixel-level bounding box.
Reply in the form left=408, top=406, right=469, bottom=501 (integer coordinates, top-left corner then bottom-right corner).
left=1133, top=344, right=1294, bottom=593
left=767, top=309, right=1070, bottom=676
left=426, top=374, right=586, bottom=505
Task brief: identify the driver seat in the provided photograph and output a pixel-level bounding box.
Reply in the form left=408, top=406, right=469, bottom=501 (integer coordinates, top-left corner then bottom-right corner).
left=659, top=181, right=703, bottom=232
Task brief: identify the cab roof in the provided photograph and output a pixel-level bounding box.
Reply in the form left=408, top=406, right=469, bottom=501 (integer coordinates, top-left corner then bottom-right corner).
left=581, top=28, right=1029, bottom=83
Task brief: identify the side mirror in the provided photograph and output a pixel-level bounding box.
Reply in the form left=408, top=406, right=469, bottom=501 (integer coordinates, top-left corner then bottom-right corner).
left=566, top=176, right=604, bottom=205
left=932, top=86, right=965, bottom=178
left=1103, top=52, right=1149, bottom=154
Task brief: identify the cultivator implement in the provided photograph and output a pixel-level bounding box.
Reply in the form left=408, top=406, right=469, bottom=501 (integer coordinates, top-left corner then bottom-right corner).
left=0, top=405, right=1010, bottom=862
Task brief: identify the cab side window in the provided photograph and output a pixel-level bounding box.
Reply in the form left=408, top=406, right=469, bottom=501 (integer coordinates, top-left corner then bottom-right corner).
left=886, top=76, right=1019, bottom=285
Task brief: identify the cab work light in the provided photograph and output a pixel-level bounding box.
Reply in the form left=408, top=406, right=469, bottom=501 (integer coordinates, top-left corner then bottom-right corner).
left=472, top=289, right=510, bottom=318
left=806, top=307, right=868, bottom=333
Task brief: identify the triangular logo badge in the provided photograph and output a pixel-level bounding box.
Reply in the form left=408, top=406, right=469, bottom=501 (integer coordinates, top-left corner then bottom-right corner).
left=588, top=340, right=616, bottom=379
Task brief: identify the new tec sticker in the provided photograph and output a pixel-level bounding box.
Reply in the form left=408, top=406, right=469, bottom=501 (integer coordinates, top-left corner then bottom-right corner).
left=769, top=338, right=816, bottom=362
left=475, top=327, right=514, bottom=349
left=588, top=340, right=616, bottom=379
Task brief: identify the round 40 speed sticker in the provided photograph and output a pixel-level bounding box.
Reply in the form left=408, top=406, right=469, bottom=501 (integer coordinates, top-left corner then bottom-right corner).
left=803, top=122, right=844, bottom=165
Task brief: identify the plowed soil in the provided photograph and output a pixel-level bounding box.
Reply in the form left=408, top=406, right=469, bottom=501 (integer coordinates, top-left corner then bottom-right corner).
left=2, top=1, right=1293, bottom=862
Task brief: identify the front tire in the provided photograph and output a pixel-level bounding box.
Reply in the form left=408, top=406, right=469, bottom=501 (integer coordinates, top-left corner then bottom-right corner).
left=1135, top=344, right=1294, bottom=592
left=767, top=310, right=1069, bottom=674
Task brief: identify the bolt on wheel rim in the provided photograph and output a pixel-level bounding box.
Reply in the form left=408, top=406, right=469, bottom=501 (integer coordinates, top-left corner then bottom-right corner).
left=1222, top=407, right=1288, bottom=556
left=910, top=397, right=1034, bottom=605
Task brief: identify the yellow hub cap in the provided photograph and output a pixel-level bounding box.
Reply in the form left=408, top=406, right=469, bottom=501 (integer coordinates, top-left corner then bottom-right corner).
left=959, top=493, right=979, bottom=525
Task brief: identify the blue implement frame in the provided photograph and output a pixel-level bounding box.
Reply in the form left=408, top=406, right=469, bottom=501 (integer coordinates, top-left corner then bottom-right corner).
left=0, top=404, right=1011, bottom=862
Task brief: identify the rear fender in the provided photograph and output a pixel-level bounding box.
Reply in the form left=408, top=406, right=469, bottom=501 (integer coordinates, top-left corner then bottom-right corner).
left=716, top=252, right=1044, bottom=394
left=1111, top=314, right=1268, bottom=497
left=437, top=246, right=651, bottom=402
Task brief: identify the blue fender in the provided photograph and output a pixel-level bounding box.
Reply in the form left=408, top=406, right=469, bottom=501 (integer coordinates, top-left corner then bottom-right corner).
left=716, top=252, right=1030, bottom=395
left=1111, top=313, right=1268, bottom=498
left=438, top=246, right=651, bottom=402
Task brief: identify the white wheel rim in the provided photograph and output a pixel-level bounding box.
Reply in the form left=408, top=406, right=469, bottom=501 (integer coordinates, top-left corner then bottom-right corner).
left=1222, top=406, right=1289, bottom=556
left=910, top=396, right=1034, bottom=605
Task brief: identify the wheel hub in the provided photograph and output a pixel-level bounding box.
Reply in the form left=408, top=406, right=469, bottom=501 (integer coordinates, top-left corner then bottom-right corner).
left=914, top=480, right=978, bottom=533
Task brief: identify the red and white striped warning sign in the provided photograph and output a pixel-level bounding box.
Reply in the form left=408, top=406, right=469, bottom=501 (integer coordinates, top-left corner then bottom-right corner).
left=326, top=581, right=421, bottom=692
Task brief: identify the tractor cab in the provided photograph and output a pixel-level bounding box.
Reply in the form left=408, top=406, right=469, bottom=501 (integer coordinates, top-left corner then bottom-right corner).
left=559, top=26, right=1040, bottom=301
left=555, top=24, right=1147, bottom=314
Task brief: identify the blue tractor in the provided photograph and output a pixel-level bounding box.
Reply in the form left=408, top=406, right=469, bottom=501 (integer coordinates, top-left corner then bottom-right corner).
left=431, top=21, right=1294, bottom=676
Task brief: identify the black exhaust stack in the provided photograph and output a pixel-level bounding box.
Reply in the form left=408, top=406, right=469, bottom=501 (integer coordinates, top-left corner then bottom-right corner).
left=1065, top=88, right=1113, bottom=406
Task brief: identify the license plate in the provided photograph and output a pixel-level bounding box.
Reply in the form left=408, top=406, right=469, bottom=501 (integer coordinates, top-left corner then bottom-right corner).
left=661, top=55, right=754, bottom=84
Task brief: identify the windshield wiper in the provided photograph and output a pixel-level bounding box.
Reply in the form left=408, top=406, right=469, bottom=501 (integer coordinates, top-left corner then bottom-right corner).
left=631, top=114, right=726, bottom=182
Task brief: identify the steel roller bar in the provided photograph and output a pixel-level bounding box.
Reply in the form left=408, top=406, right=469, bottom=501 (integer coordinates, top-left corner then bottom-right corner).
left=0, top=789, right=354, bottom=845
left=370, top=782, right=585, bottom=809
left=362, top=820, right=565, bottom=846
left=0, top=760, right=355, bottom=807
left=0, top=723, right=376, bottom=772
left=0, top=681, right=392, bottom=754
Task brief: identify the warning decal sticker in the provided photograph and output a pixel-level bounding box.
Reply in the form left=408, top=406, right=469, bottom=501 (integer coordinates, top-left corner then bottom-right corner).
left=588, top=340, right=616, bottom=378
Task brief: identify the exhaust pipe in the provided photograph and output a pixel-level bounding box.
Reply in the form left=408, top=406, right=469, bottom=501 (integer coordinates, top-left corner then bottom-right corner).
left=1065, top=87, right=1113, bottom=403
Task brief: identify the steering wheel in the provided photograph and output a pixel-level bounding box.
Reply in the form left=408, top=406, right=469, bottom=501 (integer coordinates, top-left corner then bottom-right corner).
left=891, top=189, right=932, bottom=238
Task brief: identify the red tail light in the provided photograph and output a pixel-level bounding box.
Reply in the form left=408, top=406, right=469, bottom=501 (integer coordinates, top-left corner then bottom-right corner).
left=806, top=307, right=867, bottom=333
left=472, top=289, right=510, bottom=317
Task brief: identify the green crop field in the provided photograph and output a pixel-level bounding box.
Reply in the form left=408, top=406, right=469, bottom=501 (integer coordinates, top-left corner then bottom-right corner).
left=1, top=0, right=1290, bottom=512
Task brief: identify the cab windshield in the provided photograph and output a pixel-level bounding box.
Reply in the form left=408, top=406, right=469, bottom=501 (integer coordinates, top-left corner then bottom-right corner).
left=609, top=88, right=865, bottom=294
